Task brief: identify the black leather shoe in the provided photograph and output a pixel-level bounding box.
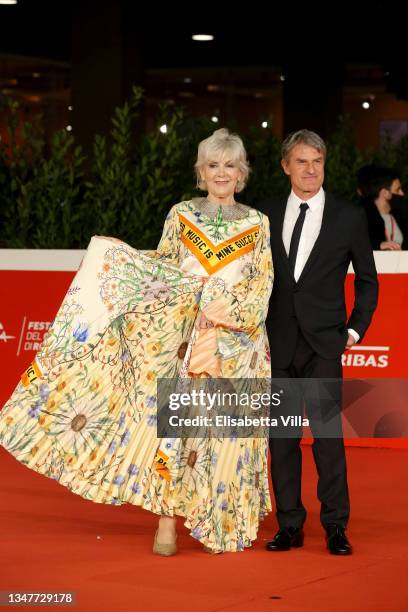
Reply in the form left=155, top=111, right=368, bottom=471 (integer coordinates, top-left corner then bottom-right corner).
left=325, top=524, right=352, bottom=555
left=266, top=527, right=304, bottom=551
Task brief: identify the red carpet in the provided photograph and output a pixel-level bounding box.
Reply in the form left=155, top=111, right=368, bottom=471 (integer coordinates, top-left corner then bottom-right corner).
left=1, top=445, right=407, bottom=612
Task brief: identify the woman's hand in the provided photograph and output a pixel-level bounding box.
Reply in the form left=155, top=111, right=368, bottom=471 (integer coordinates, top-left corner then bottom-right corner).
left=199, top=313, right=215, bottom=329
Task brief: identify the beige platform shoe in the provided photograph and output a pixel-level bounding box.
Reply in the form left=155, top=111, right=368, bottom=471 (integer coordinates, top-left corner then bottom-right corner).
left=153, top=529, right=178, bottom=556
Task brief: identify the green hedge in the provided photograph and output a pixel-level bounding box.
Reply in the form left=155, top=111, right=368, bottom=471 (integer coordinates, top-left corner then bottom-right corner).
left=1, top=87, right=407, bottom=249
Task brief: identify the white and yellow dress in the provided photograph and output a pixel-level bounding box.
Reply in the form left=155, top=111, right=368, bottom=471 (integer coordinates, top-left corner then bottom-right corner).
left=0, top=198, right=273, bottom=552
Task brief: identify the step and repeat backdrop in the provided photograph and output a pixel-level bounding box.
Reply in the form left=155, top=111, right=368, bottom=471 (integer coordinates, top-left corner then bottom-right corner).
left=1, top=248, right=407, bottom=448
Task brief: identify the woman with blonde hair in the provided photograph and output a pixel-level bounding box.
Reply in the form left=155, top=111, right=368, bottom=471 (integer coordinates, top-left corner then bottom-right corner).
left=0, top=128, right=273, bottom=554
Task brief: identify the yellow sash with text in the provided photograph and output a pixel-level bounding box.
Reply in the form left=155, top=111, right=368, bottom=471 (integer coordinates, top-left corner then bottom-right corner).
left=179, top=214, right=259, bottom=275
left=21, top=359, right=43, bottom=387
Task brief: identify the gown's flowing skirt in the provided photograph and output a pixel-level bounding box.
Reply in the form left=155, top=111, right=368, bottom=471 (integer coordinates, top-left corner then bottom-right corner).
left=0, top=237, right=271, bottom=552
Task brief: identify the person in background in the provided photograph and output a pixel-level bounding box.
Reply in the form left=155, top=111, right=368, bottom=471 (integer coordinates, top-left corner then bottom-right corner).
left=357, top=165, right=406, bottom=250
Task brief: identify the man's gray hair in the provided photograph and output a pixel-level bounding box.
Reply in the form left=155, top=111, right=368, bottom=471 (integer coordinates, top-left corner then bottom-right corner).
left=281, top=129, right=326, bottom=160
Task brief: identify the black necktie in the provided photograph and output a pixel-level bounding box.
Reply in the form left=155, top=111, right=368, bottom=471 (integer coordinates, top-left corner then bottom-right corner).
left=288, top=202, right=309, bottom=274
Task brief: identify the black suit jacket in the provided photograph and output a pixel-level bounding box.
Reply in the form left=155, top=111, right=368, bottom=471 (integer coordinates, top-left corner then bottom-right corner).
left=360, top=197, right=408, bottom=250
left=259, top=192, right=379, bottom=369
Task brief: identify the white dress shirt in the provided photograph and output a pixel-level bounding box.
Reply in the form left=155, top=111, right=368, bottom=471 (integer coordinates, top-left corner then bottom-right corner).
left=283, top=187, right=325, bottom=282
left=380, top=212, right=404, bottom=245
left=283, top=188, right=359, bottom=343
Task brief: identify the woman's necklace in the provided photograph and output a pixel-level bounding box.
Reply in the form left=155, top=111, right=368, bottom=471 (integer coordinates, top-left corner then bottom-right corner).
left=192, top=197, right=249, bottom=220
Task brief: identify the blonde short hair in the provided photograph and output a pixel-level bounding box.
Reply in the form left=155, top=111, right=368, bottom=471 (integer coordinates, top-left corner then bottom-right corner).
left=194, top=128, right=250, bottom=193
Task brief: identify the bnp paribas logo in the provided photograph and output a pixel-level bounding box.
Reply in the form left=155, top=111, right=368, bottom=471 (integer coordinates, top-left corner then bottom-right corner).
left=0, top=322, right=15, bottom=343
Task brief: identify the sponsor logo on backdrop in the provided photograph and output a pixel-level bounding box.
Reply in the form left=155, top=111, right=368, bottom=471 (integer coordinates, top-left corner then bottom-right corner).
left=21, top=320, right=52, bottom=353
left=1, top=318, right=53, bottom=355
left=0, top=322, right=15, bottom=342
left=342, top=346, right=389, bottom=368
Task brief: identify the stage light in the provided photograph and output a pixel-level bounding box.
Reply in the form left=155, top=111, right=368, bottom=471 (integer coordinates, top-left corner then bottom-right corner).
left=362, top=101, right=370, bottom=110
left=68, top=105, right=73, bottom=111
left=66, top=125, right=72, bottom=132
left=280, top=74, right=285, bottom=82
left=262, top=121, right=268, bottom=128
left=159, top=124, right=168, bottom=134
left=0, top=1, right=18, bottom=5
left=211, top=116, right=219, bottom=123
left=192, top=34, right=214, bottom=41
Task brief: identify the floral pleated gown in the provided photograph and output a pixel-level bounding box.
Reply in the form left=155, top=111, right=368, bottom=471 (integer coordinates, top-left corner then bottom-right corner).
left=0, top=198, right=274, bottom=552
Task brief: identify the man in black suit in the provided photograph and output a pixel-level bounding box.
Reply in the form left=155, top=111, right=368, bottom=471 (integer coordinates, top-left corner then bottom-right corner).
left=259, top=130, right=378, bottom=555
